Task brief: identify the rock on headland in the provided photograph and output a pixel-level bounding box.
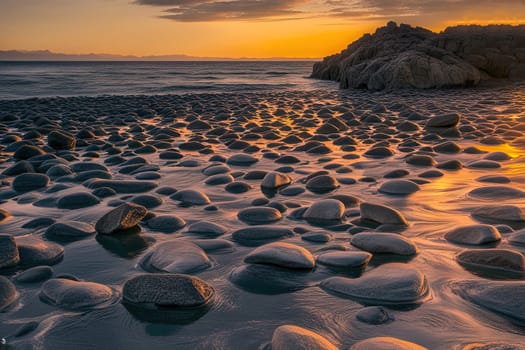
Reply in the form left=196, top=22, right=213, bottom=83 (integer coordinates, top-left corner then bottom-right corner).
left=311, top=21, right=525, bottom=90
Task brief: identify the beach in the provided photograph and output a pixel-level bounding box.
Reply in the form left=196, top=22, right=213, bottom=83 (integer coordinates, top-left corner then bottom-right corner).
left=0, top=80, right=525, bottom=349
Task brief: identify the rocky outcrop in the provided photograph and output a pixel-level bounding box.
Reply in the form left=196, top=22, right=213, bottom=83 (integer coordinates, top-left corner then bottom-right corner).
left=311, top=21, right=525, bottom=90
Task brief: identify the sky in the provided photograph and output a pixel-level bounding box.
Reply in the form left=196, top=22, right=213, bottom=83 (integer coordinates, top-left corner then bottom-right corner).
left=1, top=0, right=525, bottom=58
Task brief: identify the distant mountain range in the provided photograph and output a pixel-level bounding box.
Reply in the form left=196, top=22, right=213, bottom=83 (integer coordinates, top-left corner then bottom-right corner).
left=0, top=50, right=318, bottom=61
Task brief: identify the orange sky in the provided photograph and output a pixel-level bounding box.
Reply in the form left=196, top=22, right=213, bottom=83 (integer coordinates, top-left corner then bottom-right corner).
left=1, top=0, right=525, bottom=58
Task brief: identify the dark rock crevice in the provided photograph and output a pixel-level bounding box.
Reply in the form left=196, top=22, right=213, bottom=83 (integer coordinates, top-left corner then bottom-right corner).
left=311, top=21, right=525, bottom=90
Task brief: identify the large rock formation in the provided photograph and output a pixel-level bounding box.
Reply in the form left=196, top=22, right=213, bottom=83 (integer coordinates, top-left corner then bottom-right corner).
left=311, top=21, right=525, bottom=90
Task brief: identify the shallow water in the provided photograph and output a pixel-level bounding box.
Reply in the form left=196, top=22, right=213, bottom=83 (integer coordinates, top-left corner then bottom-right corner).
left=0, top=84, right=525, bottom=349
left=0, top=61, right=335, bottom=99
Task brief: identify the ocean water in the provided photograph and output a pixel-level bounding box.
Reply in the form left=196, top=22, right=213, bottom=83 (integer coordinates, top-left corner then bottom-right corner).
left=0, top=61, right=336, bottom=99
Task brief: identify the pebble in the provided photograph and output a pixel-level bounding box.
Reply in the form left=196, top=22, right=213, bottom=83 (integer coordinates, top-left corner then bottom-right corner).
left=171, top=189, right=211, bottom=205
left=12, top=173, right=50, bottom=192
left=16, top=235, right=64, bottom=267
left=0, top=276, right=17, bottom=311
left=425, top=113, right=460, bottom=127
left=40, top=278, right=114, bottom=310
left=451, top=279, right=525, bottom=325
left=244, top=242, right=315, bottom=269
left=57, top=192, right=100, bottom=209
left=472, top=205, right=524, bottom=222
left=95, top=203, right=148, bottom=234
left=360, top=202, right=408, bottom=225
left=303, top=199, right=345, bottom=226
left=131, top=194, right=163, bottom=209
left=45, top=221, right=96, bottom=240
left=15, top=265, right=54, bottom=283
left=88, top=180, right=157, bottom=193
left=271, top=325, right=337, bottom=350
left=355, top=306, right=393, bottom=324
left=350, top=337, right=428, bottom=350
left=225, top=181, right=252, bottom=194
left=469, top=186, right=525, bottom=200
left=301, top=231, right=333, bottom=243
left=351, top=232, right=418, bottom=256
left=232, top=226, right=294, bottom=246
left=146, top=215, right=186, bottom=233
left=457, top=249, right=525, bottom=274
left=260, top=172, right=292, bottom=189
left=317, top=251, right=372, bottom=268
left=378, top=180, right=420, bottom=195
left=186, top=221, right=227, bottom=237
left=237, top=207, right=282, bottom=225
left=445, top=225, right=501, bottom=245
left=321, top=263, right=429, bottom=304
left=0, top=235, right=19, bottom=269
left=140, top=240, right=211, bottom=274
left=122, top=273, right=214, bottom=307
left=306, top=175, right=340, bottom=194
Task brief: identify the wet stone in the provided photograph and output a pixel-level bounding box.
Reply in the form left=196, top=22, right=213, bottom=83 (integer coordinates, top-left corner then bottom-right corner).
left=360, top=202, right=408, bottom=226
left=171, top=190, right=211, bottom=205
left=15, top=266, right=54, bottom=283
left=146, top=215, right=186, bottom=233
left=351, top=232, right=418, bottom=256
left=469, top=186, right=525, bottom=200
left=472, top=205, right=525, bottom=222
left=271, top=325, right=337, bottom=350
left=140, top=240, right=211, bottom=274
left=378, top=180, right=420, bottom=195
left=232, top=226, right=294, bottom=246
left=350, top=337, right=427, bottom=350
left=0, top=276, right=17, bottom=311
left=57, top=192, right=101, bottom=209
left=122, top=274, right=214, bottom=307
left=238, top=207, right=282, bottom=225
left=244, top=242, right=315, bottom=269
left=445, top=225, right=501, bottom=245
left=303, top=199, right=345, bottom=226
left=451, top=279, right=525, bottom=325
left=317, top=251, right=372, bottom=268
left=16, top=235, right=64, bottom=267
left=12, top=173, right=50, bottom=192
left=45, top=221, right=96, bottom=241
left=457, top=249, right=525, bottom=274
left=95, top=203, right=148, bottom=235
left=40, top=278, right=114, bottom=310
left=306, top=175, right=340, bottom=194
left=186, top=221, right=227, bottom=237
left=321, top=263, right=429, bottom=305
left=301, top=231, right=333, bottom=243
left=356, top=306, right=393, bottom=325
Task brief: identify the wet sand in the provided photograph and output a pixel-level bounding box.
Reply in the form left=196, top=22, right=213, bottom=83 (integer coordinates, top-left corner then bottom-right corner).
left=0, top=84, right=525, bottom=349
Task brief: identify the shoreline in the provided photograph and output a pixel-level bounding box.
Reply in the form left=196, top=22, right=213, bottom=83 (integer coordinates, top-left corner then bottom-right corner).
left=0, top=85, right=524, bottom=349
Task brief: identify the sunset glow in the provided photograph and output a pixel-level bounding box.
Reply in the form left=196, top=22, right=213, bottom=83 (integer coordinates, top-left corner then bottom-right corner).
left=2, top=0, right=525, bottom=58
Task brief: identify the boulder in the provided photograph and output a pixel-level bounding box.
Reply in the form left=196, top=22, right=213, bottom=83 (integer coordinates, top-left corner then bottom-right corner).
left=311, top=21, right=525, bottom=90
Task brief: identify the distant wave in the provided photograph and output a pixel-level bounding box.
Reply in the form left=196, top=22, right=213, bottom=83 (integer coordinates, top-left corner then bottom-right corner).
left=0, top=61, right=335, bottom=99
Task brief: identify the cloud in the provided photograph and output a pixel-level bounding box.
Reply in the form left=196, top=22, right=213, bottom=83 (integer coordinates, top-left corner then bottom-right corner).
left=135, top=0, right=525, bottom=23
left=135, top=0, right=309, bottom=22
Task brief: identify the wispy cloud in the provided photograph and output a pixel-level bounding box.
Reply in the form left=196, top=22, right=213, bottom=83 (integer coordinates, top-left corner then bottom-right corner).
left=135, top=0, right=525, bottom=23
left=135, top=0, right=309, bottom=22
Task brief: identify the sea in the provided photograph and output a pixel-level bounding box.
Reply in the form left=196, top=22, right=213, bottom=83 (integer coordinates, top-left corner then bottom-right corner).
left=0, top=61, right=337, bottom=99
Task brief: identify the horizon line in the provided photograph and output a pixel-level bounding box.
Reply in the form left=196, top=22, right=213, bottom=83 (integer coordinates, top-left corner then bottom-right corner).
left=0, top=49, right=322, bottom=61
